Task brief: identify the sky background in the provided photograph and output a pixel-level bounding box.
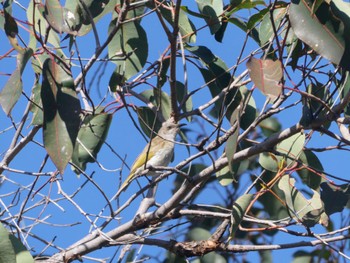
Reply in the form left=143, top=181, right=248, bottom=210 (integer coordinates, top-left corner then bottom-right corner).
left=1, top=0, right=349, bottom=262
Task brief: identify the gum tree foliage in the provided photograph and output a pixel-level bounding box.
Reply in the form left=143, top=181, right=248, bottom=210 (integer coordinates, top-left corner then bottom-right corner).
left=1, top=0, right=350, bottom=262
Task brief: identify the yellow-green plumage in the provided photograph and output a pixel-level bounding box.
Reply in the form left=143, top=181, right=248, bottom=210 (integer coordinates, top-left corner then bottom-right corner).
left=115, top=120, right=182, bottom=196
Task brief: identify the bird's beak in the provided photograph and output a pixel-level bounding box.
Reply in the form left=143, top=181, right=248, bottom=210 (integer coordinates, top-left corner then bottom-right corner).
left=179, top=123, right=186, bottom=128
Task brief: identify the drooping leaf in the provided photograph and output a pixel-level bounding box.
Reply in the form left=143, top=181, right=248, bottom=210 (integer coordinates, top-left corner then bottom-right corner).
left=3, top=9, right=25, bottom=53
left=29, top=82, right=43, bottom=125
left=278, top=175, right=326, bottom=227
left=259, top=132, right=305, bottom=172
left=175, top=81, right=193, bottom=121
left=140, top=89, right=171, bottom=120
left=259, top=116, right=281, bottom=136
left=247, top=57, right=283, bottom=101
left=27, top=1, right=60, bottom=48
left=258, top=7, right=286, bottom=46
left=108, top=19, right=148, bottom=85
left=186, top=45, right=237, bottom=119
left=8, top=235, right=34, bottom=263
left=196, top=0, right=223, bottom=35
left=136, top=107, right=162, bottom=138
left=0, top=224, right=16, bottom=263
left=225, top=106, right=240, bottom=173
left=276, top=132, right=305, bottom=167
left=65, top=0, right=115, bottom=36
left=240, top=86, right=256, bottom=130
left=256, top=171, right=289, bottom=220
left=40, top=0, right=79, bottom=35
left=320, top=182, right=350, bottom=216
left=289, top=0, right=350, bottom=69
left=297, top=150, right=323, bottom=190
left=216, top=165, right=237, bottom=186
left=292, top=250, right=314, bottom=263
left=41, top=58, right=81, bottom=174
left=71, top=108, right=112, bottom=173
left=229, top=194, right=254, bottom=240
left=0, top=48, right=33, bottom=115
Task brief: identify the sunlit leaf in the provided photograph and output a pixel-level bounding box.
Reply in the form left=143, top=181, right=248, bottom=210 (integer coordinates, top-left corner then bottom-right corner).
left=0, top=224, right=16, bottom=263
left=41, top=58, right=81, bottom=174
left=27, top=1, right=60, bottom=48
left=259, top=132, right=305, bottom=172
left=247, top=57, right=283, bottom=101
left=196, top=0, right=223, bottom=35
left=40, top=0, right=79, bottom=35
left=29, top=82, right=43, bottom=125
left=278, top=175, right=326, bottom=227
left=289, top=0, right=350, bottom=69
left=0, top=48, right=33, bottom=115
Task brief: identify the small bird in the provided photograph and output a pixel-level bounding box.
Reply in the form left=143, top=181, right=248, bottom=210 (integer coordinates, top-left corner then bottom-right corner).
left=115, top=119, right=183, bottom=197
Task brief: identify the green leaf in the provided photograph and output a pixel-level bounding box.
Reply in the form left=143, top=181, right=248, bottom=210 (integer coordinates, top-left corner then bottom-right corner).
left=29, top=82, right=43, bottom=125
left=66, top=0, right=116, bottom=36
left=247, top=8, right=269, bottom=30
left=292, top=250, right=313, bottom=263
left=27, top=1, right=60, bottom=48
left=178, top=7, right=197, bottom=43
left=39, top=0, right=80, bottom=35
left=0, top=224, right=16, bottom=263
left=259, top=116, right=281, bottom=136
left=186, top=45, right=235, bottom=118
left=41, top=58, right=81, bottom=174
left=226, top=106, right=240, bottom=173
left=278, top=175, right=326, bottom=227
left=8, top=235, right=34, bottom=263
left=108, top=19, right=148, bottom=85
left=320, top=182, right=350, bottom=216
left=196, top=0, right=223, bottom=35
left=186, top=227, right=211, bottom=241
left=240, top=86, right=256, bottom=130
left=175, top=81, right=193, bottom=121
left=297, top=150, right=323, bottom=190
left=216, top=165, right=237, bottom=186
left=289, top=0, right=349, bottom=69
left=0, top=48, right=33, bottom=115
left=71, top=108, right=112, bottom=173
left=229, top=194, right=254, bottom=240
left=136, top=107, right=162, bottom=138
left=259, top=132, right=305, bottom=172
left=258, top=7, right=286, bottom=46
left=256, top=171, right=289, bottom=220
left=140, top=89, right=172, bottom=120
left=276, top=132, right=305, bottom=166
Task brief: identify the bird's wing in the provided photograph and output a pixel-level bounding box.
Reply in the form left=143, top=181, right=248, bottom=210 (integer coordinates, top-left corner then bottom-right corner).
left=129, top=142, right=156, bottom=175
left=114, top=142, right=157, bottom=198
